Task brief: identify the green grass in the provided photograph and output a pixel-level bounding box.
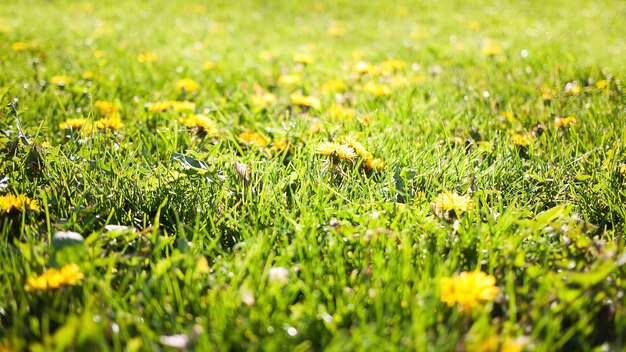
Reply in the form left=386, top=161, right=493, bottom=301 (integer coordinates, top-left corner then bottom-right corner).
left=1, top=0, right=626, bottom=350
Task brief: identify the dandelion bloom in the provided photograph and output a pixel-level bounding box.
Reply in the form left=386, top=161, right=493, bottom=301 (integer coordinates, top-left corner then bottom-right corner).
left=251, top=92, right=277, bottom=109
left=179, top=115, right=219, bottom=137
left=95, top=116, right=123, bottom=130
left=176, top=78, right=201, bottom=94
left=24, top=264, right=84, bottom=292
left=596, top=80, right=608, bottom=89
left=380, top=59, right=406, bottom=72
left=94, top=101, right=118, bottom=117
left=328, top=104, right=355, bottom=121
left=50, top=75, right=72, bottom=86
left=321, top=79, right=346, bottom=94
left=82, top=71, right=94, bottom=79
left=440, top=271, right=499, bottom=311
left=137, top=52, right=157, bottom=63
left=316, top=142, right=357, bottom=162
left=270, top=139, right=289, bottom=153
left=540, top=86, right=553, bottom=100
left=511, top=133, right=529, bottom=147
left=59, top=118, right=88, bottom=131
left=343, top=135, right=372, bottom=159
left=363, top=82, right=391, bottom=96
left=0, top=194, right=40, bottom=214
left=431, top=191, right=472, bottom=218
left=203, top=61, right=217, bottom=70
left=364, top=158, right=385, bottom=171
left=293, top=53, right=314, bottom=65
left=239, top=131, right=268, bottom=148
left=290, top=92, right=321, bottom=109
left=564, top=82, right=581, bottom=96
left=554, top=116, right=576, bottom=128
left=12, top=42, right=30, bottom=52
left=278, top=74, right=301, bottom=86
left=481, top=41, right=502, bottom=57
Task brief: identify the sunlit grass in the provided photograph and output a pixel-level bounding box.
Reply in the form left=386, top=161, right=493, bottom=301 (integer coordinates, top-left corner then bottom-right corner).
left=1, top=0, right=625, bottom=350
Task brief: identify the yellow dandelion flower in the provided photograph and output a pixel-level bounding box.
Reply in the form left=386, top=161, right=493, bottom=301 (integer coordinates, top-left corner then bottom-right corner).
left=554, top=116, right=577, bottom=128
left=147, top=101, right=172, bottom=113
left=239, top=131, right=268, bottom=148
left=440, top=271, right=499, bottom=311
left=619, top=165, right=626, bottom=177
left=94, top=100, right=118, bottom=117
left=316, top=142, right=357, bottom=162
left=179, top=115, right=219, bottom=137
left=321, top=79, right=346, bottom=94
left=0, top=194, right=40, bottom=214
left=278, top=74, right=301, bottom=86
left=363, top=82, right=391, bottom=96
left=137, top=52, right=157, bottom=63
left=12, top=42, right=30, bottom=52
left=175, top=78, right=200, bottom=94
left=50, top=75, right=71, bottom=86
left=293, top=53, right=314, bottom=65
left=596, top=80, right=608, bottom=89
left=24, top=264, right=84, bottom=292
left=540, top=86, right=553, bottom=100
left=380, top=59, right=406, bottom=72
left=203, top=61, right=217, bottom=70
left=481, top=41, right=502, bottom=57
left=364, top=158, right=385, bottom=171
left=94, top=50, right=105, bottom=59
left=251, top=92, right=277, bottom=109
left=82, top=71, right=94, bottom=79
left=353, top=61, right=377, bottom=75
left=343, top=135, right=372, bottom=159
left=95, top=116, right=123, bottom=130
left=59, top=118, right=88, bottom=131
left=565, top=83, right=582, bottom=96
left=290, top=92, right=321, bottom=109
left=171, top=101, right=196, bottom=112
left=431, top=191, right=472, bottom=217
left=389, top=75, right=409, bottom=87
left=511, top=133, right=530, bottom=147
left=328, top=104, right=355, bottom=121
left=270, top=139, right=289, bottom=153
left=500, top=111, right=515, bottom=123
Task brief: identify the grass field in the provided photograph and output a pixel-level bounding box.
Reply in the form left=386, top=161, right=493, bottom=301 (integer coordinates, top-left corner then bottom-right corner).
left=1, top=0, right=626, bottom=350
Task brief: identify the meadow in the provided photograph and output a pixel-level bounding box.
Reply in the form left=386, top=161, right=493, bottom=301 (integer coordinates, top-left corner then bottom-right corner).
left=1, top=0, right=626, bottom=350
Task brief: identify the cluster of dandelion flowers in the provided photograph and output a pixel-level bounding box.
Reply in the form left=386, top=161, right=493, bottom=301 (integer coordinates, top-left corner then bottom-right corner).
left=24, top=264, right=84, bottom=292
left=316, top=142, right=357, bottom=163
left=440, top=271, right=499, bottom=312
left=431, top=191, right=472, bottom=219
left=342, top=136, right=385, bottom=171
left=1, top=193, right=40, bottom=215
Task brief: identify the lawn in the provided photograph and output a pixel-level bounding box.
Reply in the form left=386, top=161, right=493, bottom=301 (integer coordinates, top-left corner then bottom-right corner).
left=1, top=0, right=626, bottom=350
